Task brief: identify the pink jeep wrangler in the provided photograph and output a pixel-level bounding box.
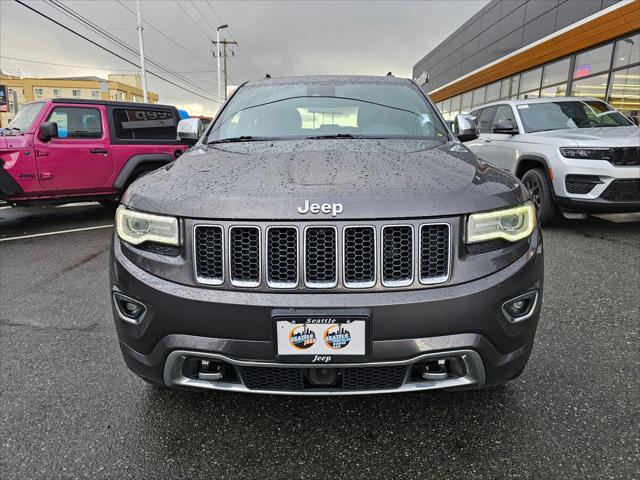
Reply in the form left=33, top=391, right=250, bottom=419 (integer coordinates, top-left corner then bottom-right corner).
left=0, top=99, right=188, bottom=206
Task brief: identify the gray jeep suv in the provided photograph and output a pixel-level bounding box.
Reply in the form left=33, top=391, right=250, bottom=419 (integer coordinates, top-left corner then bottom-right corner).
left=110, top=75, right=543, bottom=395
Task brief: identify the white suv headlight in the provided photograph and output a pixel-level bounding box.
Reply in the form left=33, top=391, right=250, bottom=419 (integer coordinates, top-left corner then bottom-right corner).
left=116, top=206, right=179, bottom=246
left=466, top=203, right=536, bottom=244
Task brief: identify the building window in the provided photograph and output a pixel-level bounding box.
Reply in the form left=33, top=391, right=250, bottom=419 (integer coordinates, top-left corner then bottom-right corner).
left=518, top=91, right=540, bottom=100
left=519, top=68, right=542, bottom=94
left=542, top=58, right=570, bottom=87
left=613, top=33, right=639, bottom=69
left=471, top=86, right=486, bottom=107
left=34, top=88, right=44, bottom=96
left=72, top=90, right=81, bottom=97
left=540, top=84, right=567, bottom=98
left=574, top=44, right=613, bottom=79
left=450, top=95, right=461, bottom=113
left=571, top=73, right=609, bottom=100
left=608, top=66, right=640, bottom=124
left=53, top=89, right=63, bottom=97
left=91, top=90, right=100, bottom=98
left=509, top=75, right=520, bottom=99
left=460, top=91, right=473, bottom=113
left=485, top=82, right=500, bottom=102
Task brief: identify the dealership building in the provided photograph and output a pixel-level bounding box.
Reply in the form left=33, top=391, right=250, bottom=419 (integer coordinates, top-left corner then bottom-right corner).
left=414, top=0, right=639, bottom=123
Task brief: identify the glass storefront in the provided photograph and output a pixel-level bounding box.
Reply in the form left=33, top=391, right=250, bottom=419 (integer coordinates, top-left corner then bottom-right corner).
left=435, top=32, right=640, bottom=124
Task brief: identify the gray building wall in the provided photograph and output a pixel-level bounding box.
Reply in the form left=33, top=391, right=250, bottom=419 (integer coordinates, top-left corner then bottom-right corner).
left=413, top=0, right=623, bottom=92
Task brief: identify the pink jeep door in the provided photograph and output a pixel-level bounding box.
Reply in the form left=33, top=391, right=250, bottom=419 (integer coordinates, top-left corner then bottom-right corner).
left=34, top=104, right=113, bottom=192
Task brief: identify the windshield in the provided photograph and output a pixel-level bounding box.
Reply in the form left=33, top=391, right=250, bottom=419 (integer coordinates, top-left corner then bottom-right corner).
left=206, top=79, right=448, bottom=143
left=518, top=100, right=633, bottom=133
left=5, top=102, right=45, bottom=133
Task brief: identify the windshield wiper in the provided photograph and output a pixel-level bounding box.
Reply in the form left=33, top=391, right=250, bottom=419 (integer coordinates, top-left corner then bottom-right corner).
left=207, top=136, right=272, bottom=144
left=305, top=133, right=361, bottom=139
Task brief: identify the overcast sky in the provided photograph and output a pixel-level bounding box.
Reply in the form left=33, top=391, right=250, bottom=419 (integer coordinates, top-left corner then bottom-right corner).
left=0, top=0, right=488, bottom=115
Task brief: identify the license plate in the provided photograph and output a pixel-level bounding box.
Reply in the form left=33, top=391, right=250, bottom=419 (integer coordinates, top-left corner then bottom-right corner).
left=274, top=315, right=368, bottom=363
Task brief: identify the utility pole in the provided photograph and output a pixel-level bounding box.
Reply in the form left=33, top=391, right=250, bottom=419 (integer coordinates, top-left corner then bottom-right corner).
left=212, top=38, right=237, bottom=100
left=135, top=0, right=148, bottom=102
left=215, top=24, right=228, bottom=100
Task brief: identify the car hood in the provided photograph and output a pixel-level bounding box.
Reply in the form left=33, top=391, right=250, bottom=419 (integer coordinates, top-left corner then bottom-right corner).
left=0, top=133, right=33, bottom=150
left=124, top=139, right=527, bottom=220
left=528, top=126, right=640, bottom=146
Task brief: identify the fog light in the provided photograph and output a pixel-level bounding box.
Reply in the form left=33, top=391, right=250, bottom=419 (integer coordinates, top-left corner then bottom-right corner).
left=113, top=292, right=147, bottom=325
left=124, top=302, right=142, bottom=316
left=502, top=291, right=538, bottom=323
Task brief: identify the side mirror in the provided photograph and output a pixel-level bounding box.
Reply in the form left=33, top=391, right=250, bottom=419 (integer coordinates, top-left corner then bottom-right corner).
left=454, top=114, right=479, bottom=142
left=38, top=121, right=59, bottom=142
left=177, top=118, right=204, bottom=146
left=492, top=122, right=518, bottom=135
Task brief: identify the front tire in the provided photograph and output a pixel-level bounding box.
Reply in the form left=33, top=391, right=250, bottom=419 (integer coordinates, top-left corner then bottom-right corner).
left=522, top=168, right=557, bottom=226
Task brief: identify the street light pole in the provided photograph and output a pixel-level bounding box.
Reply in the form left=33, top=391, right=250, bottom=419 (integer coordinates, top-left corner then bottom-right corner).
left=216, top=24, right=228, bottom=101
left=135, top=0, right=148, bottom=103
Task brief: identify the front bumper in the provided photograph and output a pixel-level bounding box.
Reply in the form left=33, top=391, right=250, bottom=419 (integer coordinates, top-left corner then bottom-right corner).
left=550, top=156, right=640, bottom=211
left=111, top=231, right=543, bottom=394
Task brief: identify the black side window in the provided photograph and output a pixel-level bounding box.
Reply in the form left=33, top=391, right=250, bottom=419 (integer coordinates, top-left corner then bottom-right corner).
left=47, top=107, right=102, bottom=139
left=477, top=107, right=497, bottom=134
left=492, top=105, right=517, bottom=130
left=113, top=109, right=177, bottom=140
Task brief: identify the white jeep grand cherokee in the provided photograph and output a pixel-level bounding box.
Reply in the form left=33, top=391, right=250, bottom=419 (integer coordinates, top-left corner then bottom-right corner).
left=464, top=97, right=639, bottom=225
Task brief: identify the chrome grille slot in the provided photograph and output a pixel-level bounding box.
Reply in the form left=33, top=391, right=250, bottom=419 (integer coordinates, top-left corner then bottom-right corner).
left=194, top=225, right=224, bottom=285
left=267, top=227, right=298, bottom=288
left=382, top=225, right=413, bottom=287
left=343, top=226, right=375, bottom=288
left=229, top=226, right=260, bottom=287
left=304, top=226, right=337, bottom=288
left=420, top=224, right=450, bottom=284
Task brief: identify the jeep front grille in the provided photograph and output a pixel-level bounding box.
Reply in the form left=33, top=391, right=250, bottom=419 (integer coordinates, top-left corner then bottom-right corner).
left=607, top=147, right=639, bottom=166
left=194, top=222, right=451, bottom=290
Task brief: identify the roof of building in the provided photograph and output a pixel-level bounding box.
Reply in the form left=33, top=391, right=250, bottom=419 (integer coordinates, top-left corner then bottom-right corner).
left=40, top=76, right=107, bottom=82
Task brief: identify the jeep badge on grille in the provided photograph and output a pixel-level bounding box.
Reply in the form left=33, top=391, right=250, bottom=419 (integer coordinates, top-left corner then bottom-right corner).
left=297, top=200, right=344, bottom=217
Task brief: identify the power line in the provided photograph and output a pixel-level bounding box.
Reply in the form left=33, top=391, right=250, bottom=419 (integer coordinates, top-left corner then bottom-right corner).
left=115, top=0, right=213, bottom=69
left=13, top=0, right=221, bottom=104
left=0, top=56, right=220, bottom=75
left=46, top=0, right=221, bottom=101
left=173, top=1, right=212, bottom=42
left=0, top=56, right=137, bottom=71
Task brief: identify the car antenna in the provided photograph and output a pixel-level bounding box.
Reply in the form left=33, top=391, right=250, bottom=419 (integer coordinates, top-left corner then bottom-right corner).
left=386, top=72, right=393, bottom=76
left=265, top=74, right=271, bottom=79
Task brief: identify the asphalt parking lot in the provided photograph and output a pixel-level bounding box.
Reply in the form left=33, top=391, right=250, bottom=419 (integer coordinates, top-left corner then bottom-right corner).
left=1, top=203, right=638, bottom=479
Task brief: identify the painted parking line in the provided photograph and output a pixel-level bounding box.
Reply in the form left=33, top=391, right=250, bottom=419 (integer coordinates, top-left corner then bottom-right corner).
left=0, top=224, right=114, bottom=242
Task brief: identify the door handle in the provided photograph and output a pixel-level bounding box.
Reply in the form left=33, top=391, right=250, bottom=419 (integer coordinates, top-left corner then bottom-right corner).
left=484, top=138, right=492, bottom=143
left=90, top=148, right=109, bottom=154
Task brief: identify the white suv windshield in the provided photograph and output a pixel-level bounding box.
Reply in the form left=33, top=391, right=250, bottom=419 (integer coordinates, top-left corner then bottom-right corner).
left=518, top=100, right=633, bottom=133
left=206, top=80, right=448, bottom=143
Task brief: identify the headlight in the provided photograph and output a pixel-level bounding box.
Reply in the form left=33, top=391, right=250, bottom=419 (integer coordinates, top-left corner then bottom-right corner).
left=559, top=147, right=610, bottom=159
left=115, top=206, right=179, bottom=246
left=466, top=203, right=536, bottom=244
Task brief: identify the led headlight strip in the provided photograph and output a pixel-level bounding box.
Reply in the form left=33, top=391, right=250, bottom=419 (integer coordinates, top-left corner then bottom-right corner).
left=466, top=203, right=536, bottom=244
left=115, top=206, right=179, bottom=246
